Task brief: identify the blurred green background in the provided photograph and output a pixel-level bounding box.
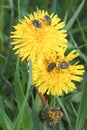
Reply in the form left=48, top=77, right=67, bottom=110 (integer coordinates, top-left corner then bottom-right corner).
left=0, top=0, right=87, bottom=130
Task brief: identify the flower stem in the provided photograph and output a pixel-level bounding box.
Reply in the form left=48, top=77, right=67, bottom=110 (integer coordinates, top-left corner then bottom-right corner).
left=36, top=88, right=48, bottom=107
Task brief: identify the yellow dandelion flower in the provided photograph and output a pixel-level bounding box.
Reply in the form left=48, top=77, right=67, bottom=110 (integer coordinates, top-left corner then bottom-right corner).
left=10, top=10, right=67, bottom=62
left=32, top=48, right=85, bottom=96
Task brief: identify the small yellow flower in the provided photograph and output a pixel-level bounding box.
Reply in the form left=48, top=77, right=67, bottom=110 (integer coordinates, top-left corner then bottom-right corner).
left=10, top=10, right=67, bottom=62
left=32, top=48, right=85, bottom=96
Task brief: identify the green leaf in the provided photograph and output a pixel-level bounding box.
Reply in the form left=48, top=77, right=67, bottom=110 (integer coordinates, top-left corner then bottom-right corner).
left=1, top=49, right=13, bottom=74
left=0, top=96, right=13, bottom=130
left=0, top=53, right=6, bottom=60
left=56, top=96, right=72, bottom=130
left=65, top=0, right=85, bottom=30
left=75, top=72, right=87, bottom=130
left=69, top=33, right=87, bottom=63
left=53, top=120, right=65, bottom=130
left=32, top=94, right=42, bottom=130
left=59, top=121, right=66, bottom=130
left=14, top=58, right=32, bottom=130
left=50, top=0, right=58, bottom=13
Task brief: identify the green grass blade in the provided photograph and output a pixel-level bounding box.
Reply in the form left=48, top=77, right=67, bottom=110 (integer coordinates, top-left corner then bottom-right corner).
left=32, top=94, right=42, bottom=130
left=17, top=0, right=21, bottom=18
left=59, top=121, right=65, bottom=130
left=76, top=19, right=87, bottom=45
left=50, top=0, right=58, bottom=13
left=13, top=97, right=27, bottom=130
left=75, top=72, right=87, bottom=130
left=53, top=120, right=65, bottom=130
left=0, top=97, right=13, bottom=130
left=0, top=0, right=4, bottom=51
left=0, top=53, right=6, bottom=60
left=2, top=49, right=13, bottom=74
left=65, top=0, right=85, bottom=30
left=56, top=96, right=72, bottom=130
left=70, top=33, right=87, bottom=63
left=14, top=59, right=32, bottom=130
left=14, top=58, right=24, bottom=106
left=26, top=59, right=32, bottom=97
